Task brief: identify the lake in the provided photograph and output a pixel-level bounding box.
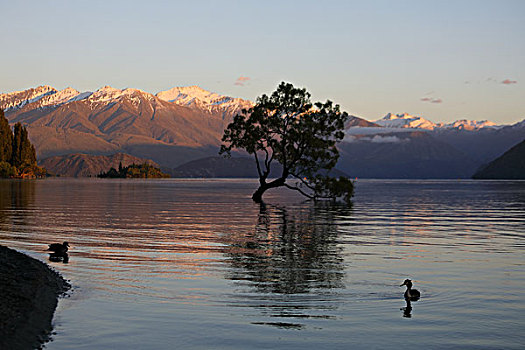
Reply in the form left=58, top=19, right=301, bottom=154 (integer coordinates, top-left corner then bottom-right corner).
left=0, top=178, right=524, bottom=349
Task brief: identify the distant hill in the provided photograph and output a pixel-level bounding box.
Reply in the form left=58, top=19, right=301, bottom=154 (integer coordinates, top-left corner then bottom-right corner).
left=431, top=123, right=525, bottom=164
left=345, top=115, right=379, bottom=128
left=472, top=139, right=525, bottom=179
left=40, top=153, right=159, bottom=177
left=171, top=156, right=263, bottom=178
left=171, top=156, right=348, bottom=178
left=338, top=131, right=478, bottom=179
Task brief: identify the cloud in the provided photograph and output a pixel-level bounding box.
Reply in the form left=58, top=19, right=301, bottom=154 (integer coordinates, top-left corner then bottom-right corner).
left=344, top=134, right=407, bottom=143
left=370, top=135, right=405, bottom=143
left=420, top=97, right=443, bottom=103
left=234, top=76, right=251, bottom=86
left=501, top=79, right=517, bottom=85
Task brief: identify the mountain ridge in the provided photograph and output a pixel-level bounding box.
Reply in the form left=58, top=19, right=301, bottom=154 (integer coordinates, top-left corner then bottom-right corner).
left=373, top=112, right=501, bottom=131
left=3, top=86, right=518, bottom=131
left=2, top=85, right=524, bottom=178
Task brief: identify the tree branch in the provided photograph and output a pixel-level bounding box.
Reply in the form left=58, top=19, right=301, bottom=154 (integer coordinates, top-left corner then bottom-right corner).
left=289, top=173, right=317, bottom=191
left=284, top=183, right=314, bottom=199
left=254, top=152, right=263, bottom=180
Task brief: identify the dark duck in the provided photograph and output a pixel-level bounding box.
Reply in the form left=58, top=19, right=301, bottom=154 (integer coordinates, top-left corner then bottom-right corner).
left=400, top=279, right=420, bottom=301
left=47, top=241, right=69, bottom=255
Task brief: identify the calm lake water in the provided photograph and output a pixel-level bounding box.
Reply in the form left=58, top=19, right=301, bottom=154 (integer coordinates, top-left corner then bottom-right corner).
left=1, top=178, right=524, bottom=349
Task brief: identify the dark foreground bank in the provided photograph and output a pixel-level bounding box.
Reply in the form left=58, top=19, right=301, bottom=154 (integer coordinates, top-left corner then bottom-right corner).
left=0, top=245, right=70, bottom=349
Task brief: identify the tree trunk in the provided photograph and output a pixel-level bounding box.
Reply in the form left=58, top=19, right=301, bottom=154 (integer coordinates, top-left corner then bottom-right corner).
left=251, top=177, right=286, bottom=203
left=252, top=184, right=268, bottom=203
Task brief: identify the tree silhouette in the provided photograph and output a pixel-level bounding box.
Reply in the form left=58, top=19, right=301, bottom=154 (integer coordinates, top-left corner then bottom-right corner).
left=11, top=122, right=37, bottom=169
left=0, top=112, right=43, bottom=178
left=221, top=82, right=353, bottom=203
left=0, top=110, right=13, bottom=163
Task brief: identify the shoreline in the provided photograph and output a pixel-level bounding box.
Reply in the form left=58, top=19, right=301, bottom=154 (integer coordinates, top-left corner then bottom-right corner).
left=0, top=245, right=70, bottom=349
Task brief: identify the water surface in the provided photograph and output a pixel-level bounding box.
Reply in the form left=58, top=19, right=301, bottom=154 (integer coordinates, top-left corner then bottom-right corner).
left=0, top=179, right=524, bottom=349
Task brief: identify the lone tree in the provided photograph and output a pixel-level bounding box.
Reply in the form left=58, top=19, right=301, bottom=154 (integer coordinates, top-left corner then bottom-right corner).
left=220, top=82, right=354, bottom=203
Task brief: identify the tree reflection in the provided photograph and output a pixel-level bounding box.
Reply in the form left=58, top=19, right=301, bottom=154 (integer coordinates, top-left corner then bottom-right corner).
left=223, top=202, right=351, bottom=327
left=0, top=180, right=35, bottom=226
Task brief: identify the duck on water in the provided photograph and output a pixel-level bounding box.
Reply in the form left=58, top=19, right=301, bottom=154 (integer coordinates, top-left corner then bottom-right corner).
left=47, top=241, right=70, bottom=263
left=400, top=279, right=420, bottom=318
left=47, top=241, right=69, bottom=254
left=400, top=279, right=420, bottom=301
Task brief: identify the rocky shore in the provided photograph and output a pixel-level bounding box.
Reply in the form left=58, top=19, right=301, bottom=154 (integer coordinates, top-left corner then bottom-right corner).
left=0, top=245, right=70, bottom=349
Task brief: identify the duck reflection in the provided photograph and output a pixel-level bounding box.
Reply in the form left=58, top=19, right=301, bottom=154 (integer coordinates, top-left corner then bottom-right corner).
left=224, top=202, right=351, bottom=328
left=48, top=252, right=69, bottom=264
left=401, top=298, right=413, bottom=318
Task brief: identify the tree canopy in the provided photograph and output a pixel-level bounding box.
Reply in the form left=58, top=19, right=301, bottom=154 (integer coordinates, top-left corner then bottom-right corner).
left=98, top=162, right=170, bottom=178
left=220, top=82, right=353, bottom=203
left=0, top=110, right=44, bottom=178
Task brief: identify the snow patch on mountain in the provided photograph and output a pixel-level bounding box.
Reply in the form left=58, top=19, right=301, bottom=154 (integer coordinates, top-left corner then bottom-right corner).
left=156, top=86, right=252, bottom=114
left=36, top=87, right=88, bottom=107
left=87, top=86, right=156, bottom=106
left=0, top=85, right=57, bottom=111
left=439, top=119, right=501, bottom=130
left=511, top=119, right=525, bottom=128
left=374, top=113, right=437, bottom=130
left=157, top=86, right=225, bottom=105
left=373, top=113, right=502, bottom=131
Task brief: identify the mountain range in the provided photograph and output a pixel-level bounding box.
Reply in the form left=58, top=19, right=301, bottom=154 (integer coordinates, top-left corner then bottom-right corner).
left=372, top=112, right=500, bottom=131
left=1, top=85, right=524, bottom=178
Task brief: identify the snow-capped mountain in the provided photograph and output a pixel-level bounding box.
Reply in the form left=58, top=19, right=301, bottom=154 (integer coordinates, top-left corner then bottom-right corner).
left=344, top=112, right=525, bottom=178
left=156, top=85, right=252, bottom=117
left=0, top=85, right=57, bottom=111
left=0, top=85, right=98, bottom=111
left=87, top=86, right=144, bottom=103
left=38, top=87, right=92, bottom=108
left=440, top=119, right=500, bottom=131
left=374, top=113, right=437, bottom=130
left=373, top=112, right=501, bottom=131
left=1, top=85, right=251, bottom=117
left=1, top=85, right=252, bottom=168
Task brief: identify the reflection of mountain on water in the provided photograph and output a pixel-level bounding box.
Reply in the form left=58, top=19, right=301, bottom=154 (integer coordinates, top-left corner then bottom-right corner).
left=223, top=203, right=351, bottom=329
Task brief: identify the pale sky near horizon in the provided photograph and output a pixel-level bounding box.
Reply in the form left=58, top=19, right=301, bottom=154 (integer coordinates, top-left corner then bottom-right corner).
left=1, top=0, right=524, bottom=124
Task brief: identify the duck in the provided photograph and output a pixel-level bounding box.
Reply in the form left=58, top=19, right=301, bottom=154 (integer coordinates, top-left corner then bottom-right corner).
left=400, top=279, right=420, bottom=301
left=47, top=241, right=69, bottom=255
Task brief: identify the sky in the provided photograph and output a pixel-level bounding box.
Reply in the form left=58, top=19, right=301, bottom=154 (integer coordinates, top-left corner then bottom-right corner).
left=1, top=0, right=524, bottom=124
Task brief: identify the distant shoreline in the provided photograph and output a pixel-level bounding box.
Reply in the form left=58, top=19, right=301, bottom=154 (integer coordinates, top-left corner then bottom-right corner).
left=0, top=245, right=70, bottom=349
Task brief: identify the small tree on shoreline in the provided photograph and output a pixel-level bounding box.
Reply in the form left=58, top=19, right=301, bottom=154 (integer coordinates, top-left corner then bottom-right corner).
left=220, top=82, right=354, bottom=203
